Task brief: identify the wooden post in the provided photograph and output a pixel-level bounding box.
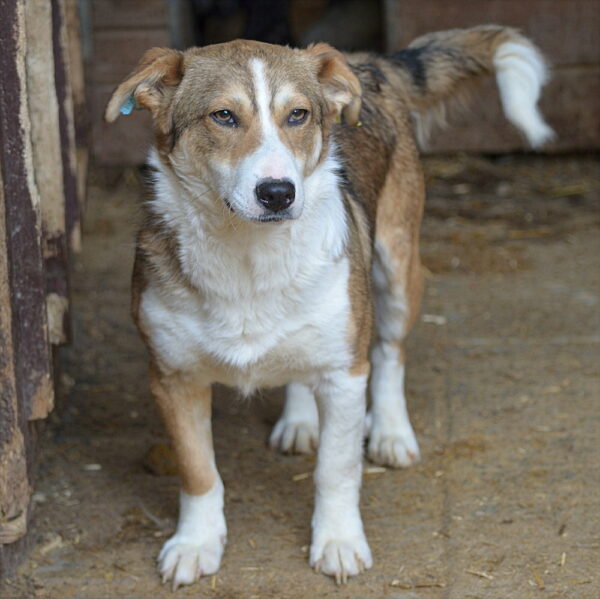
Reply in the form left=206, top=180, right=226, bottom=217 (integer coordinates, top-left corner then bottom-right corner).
left=0, top=0, right=56, bottom=578
left=0, top=149, right=30, bottom=554
left=26, top=0, right=71, bottom=347
left=52, top=0, right=82, bottom=254
left=65, top=0, right=89, bottom=220
left=0, top=0, right=54, bottom=424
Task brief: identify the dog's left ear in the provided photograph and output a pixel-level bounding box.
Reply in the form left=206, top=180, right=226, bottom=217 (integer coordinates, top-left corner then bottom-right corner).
left=104, top=47, right=184, bottom=123
left=307, top=43, right=362, bottom=125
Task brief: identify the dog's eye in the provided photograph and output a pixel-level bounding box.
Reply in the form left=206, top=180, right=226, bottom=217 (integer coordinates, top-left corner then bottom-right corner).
left=287, top=108, right=309, bottom=125
left=211, top=110, right=238, bottom=127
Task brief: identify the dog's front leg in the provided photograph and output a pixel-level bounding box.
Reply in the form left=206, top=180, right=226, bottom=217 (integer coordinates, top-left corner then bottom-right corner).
left=310, top=367, right=372, bottom=583
left=150, top=367, right=226, bottom=590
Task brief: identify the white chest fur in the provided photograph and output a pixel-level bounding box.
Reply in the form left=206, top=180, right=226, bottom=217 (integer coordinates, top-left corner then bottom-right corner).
left=139, top=151, right=353, bottom=393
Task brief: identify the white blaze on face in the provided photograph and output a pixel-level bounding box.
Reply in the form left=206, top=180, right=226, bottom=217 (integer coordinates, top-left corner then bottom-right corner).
left=229, top=58, right=304, bottom=220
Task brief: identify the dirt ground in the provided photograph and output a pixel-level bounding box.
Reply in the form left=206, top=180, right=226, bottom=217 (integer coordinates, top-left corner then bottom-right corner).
left=4, top=155, right=599, bottom=599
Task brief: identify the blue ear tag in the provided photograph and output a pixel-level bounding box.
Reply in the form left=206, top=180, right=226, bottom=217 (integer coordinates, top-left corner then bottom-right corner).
left=120, top=95, right=135, bottom=115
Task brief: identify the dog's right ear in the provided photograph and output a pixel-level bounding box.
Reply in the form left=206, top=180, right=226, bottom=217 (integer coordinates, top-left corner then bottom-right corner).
left=105, top=48, right=184, bottom=123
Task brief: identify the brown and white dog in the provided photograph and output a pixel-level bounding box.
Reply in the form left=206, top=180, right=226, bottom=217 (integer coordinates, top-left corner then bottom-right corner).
left=106, top=26, right=553, bottom=589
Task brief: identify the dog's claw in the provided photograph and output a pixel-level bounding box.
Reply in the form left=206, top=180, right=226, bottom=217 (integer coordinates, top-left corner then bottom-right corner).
left=310, top=537, right=372, bottom=583
left=356, top=555, right=365, bottom=573
left=269, top=419, right=318, bottom=455
left=366, top=419, right=421, bottom=468
left=158, top=537, right=223, bottom=590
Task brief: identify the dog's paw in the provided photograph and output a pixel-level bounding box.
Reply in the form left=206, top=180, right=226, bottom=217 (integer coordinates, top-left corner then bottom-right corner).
left=269, top=418, right=318, bottom=454
left=310, top=535, right=372, bottom=584
left=366, top=417, right=420, bottom=468
left=158, top=533, right=225, bottom=590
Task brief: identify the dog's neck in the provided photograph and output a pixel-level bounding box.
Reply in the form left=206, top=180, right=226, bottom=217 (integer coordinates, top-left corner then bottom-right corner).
left=146, top=149, right=349, bottom=297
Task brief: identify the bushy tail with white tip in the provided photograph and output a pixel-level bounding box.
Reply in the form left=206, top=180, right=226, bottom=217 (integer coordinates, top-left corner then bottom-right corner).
left=388, top=25, right=555, bottom=147
left=493, top=40, right=554, bottom=146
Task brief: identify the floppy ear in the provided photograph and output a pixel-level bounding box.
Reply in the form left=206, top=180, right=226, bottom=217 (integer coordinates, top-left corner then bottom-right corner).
left=104, top=47, right=184, bottom=123
left=307, top=42, right=362, bottom=125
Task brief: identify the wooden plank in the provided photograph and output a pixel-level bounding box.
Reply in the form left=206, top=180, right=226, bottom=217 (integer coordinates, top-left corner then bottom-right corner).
left=385, top=0, right=600, bottom=66
left=65, top=0, right=89, bottom=223
left=423, top=66, right=600, bottom=154
left=0, top=0, right=54, bottom=422
left=92, top=0, right=168, bottom=30
left=25, top=0, right=70, bottom=347
left=0, top=133, right=30, bottom=553
left=52, top=0, right=81, bottom=254
left=0, top=0, right=51, bottom=577
left=91, top=28, right=171, bottom=85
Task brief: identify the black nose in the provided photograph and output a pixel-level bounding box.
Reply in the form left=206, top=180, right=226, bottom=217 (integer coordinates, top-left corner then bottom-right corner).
left=255, top=179, right=295, bottom=213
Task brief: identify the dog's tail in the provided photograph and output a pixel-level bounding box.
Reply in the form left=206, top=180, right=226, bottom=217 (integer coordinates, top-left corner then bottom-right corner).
left=388, top=25, right=555, bottom=147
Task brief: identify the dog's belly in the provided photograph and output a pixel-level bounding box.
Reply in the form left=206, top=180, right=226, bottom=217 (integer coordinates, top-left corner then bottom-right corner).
left=139, top=259, right=352, bottom=392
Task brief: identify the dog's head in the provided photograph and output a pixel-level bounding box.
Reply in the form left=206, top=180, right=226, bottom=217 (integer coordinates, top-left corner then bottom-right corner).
left=106, top=40, right=361, bottom=223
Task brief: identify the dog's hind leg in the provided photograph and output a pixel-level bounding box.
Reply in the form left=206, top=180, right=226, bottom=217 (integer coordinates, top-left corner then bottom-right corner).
left=269, top=382, right=319, bottom=454
left=367, top=156, right=424, bottom=468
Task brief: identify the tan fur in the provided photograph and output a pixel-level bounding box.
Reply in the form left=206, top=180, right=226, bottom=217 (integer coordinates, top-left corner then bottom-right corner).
left=307, top=43, right=362, bottom=125
left=105, top=47, right=183, bottom=122
left=373, top=143, right=425, bottom=340
left=150, top=366, right=216, bottom=496
left=349, top=360, right=371, bottom=378
left=343, top=190, right=374, bottom=370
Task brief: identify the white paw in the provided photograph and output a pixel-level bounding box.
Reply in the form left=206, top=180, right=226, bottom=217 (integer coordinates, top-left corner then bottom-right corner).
left=158, top=533, right=225, bottom=590
left=367, top=417, right=420, bottom=468
left=310, top=535, right=372, bottom=584
left=269, top=418, right=318, bottom=454
left=159, top=484, right=226, bottom=590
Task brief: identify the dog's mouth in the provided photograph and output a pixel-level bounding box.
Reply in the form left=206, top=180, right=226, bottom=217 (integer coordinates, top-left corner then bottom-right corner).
left=222, top=198, right=294, bottom=223
left=253, top=213, right=292, bottom=224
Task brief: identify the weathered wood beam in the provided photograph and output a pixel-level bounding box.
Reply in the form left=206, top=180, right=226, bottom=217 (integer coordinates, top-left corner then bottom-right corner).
left=52, top=0, right=81, bottom=253
left=0, top=0, right=54, bottom=576
left=65, top=0, right=89, bottom=217
left=0, top=136, right=30, bottom=558
left=0, top=0, right=54, bottom=422
left=26, top=0, right=71, bottom=347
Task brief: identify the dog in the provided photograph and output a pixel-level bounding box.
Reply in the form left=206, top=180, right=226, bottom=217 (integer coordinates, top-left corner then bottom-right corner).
left=105, top=25, right=553, bottom=589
